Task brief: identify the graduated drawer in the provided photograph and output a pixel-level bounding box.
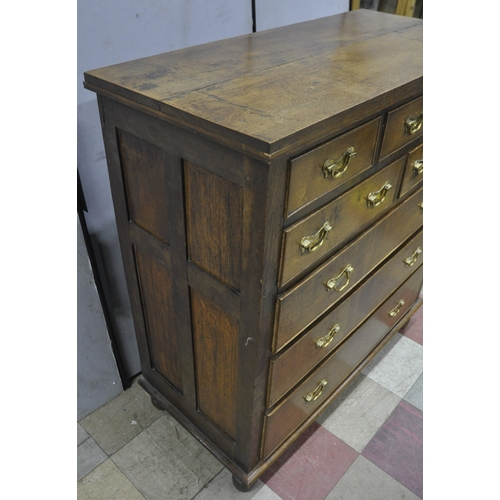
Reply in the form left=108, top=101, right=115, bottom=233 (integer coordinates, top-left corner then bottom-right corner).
left=262, top=266, right=423, bottom=459
left=275, top=188, right=423, bottom=352
left=268, top=228, right=423, bottom=407
left=400, top=143, right=423, bottom=198
left=280, top=158, right=403, bottom=286
left=380, top=96, right=423, bottom=159
left=286, top=118, right=380, bottom=218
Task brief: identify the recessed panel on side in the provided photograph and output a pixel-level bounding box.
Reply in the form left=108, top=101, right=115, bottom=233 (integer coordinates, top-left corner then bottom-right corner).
left=191, top=288, right=238, bottom=441
left=184, top=161, right=243, bottom=291
left=135, top=247, right=183, bottom=393
left=117, top=129, right=170, bottom=244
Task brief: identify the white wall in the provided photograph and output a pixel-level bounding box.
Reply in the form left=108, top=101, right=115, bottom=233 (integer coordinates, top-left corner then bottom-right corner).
left=255, top=0, right=349, bottom=31
left=77, top=215, right=122, bottom=420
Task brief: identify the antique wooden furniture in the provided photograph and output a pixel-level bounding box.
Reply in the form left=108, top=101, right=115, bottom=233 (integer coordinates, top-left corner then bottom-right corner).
left=84, top=9, right=423, bottom=490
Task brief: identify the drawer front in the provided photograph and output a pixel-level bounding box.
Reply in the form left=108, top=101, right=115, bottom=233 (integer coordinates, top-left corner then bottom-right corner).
left=275, top=188, right=423, bottom=351
left=400, top=143, right=423, bottom=198
left=269, top=228, right=423, bottom=407
left=380, top=96, right=423, bottom=159
left=281, top=158, right=404, bottom=286
left=262, top=266, right=423, bottom=459
left=286, top=118, right=380, bottom=218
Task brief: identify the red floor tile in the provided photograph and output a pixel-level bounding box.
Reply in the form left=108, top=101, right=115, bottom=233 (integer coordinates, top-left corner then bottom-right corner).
left=401, top=305, right=423, bottom=345
left=362, top=400, right=423, bottom=498
left=262, top=422, right=358, bottom=500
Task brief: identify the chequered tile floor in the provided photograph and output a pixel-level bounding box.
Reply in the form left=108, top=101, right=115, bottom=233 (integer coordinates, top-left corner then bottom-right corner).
left=78, top=306, right=423, bottom=500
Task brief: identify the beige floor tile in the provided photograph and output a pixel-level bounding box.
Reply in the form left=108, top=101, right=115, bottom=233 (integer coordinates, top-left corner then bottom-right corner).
left=111, top=413, right=224, bottom=500
left=193, top=468, right=281, bottom=500
left=78, top=459, right=146, bottom=500
left=78, top=423, right=89, bottom=446
left=78, top=437, right=107, bottom=481
left=325, top=455, right=420, bottom=500
left=362, top=333, right=423, bottom=398
left=79, top=378, right=163, bottom=455
left=404, top=373, right=423, bottom=411
left=316, top=374, right=401, bottom=452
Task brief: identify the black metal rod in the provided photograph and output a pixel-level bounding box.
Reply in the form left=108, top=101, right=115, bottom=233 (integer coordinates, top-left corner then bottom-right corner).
left=251, top=0, right=256, bottom=32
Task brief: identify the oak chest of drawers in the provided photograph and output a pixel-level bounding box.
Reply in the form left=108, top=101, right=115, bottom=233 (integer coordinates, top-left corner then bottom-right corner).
left=84, top=9, right=423, bottom=490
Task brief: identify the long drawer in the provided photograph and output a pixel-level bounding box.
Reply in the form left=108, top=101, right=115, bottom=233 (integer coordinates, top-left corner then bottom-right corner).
left=274, top=188, right=423, bottom=351
left=280, top=158, right=404, bottom=286
left=262, top=266, right=423, bottom=459
left=268, top=228, right=423, bottom=407
left=286, top=117, right=380, bottom=218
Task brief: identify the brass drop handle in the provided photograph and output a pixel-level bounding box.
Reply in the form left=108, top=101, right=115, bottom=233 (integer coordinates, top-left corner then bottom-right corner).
left=413, top=159, right=423, bottom=175
left=325, top=264, right=353, bottom=292
left=418, top=202, right=423, bottom=212
left=388, top=300, right=405, bottom=317
left=304, top=379, right=328, bottom=403
left=366, top=182, right=392, bottom=208
left=404, top=113, right=423, bottom=135
left=322, top=146, right=357, bottom=178
left=299, top=221, right=333, bottom=254
left=403, top=247, right=422, bottom=267
left=315, top=324, right=340, bottom=349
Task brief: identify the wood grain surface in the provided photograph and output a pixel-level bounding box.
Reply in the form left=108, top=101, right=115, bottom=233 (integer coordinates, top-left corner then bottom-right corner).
left=84, top=10, right=422, bottom=156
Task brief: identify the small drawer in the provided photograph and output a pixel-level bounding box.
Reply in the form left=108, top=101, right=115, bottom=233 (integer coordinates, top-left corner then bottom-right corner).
left=275, top=188, right=423, bottom=351
left=286, top=118, right=380, bottom=218
left=262, top=266, right=423, bottom=459
left=380, top=96, right=423, bottom=159
left=280, top=158, right=404, bottom=287
left=400, top=143, right=423, bottom=198
left=268, top=229, right=423, bottom=407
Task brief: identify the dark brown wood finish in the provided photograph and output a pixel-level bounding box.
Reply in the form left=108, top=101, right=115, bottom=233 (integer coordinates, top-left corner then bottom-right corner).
left=400, top=143, right=423, bottom=197
left=287, top=117, right=380, bottom=217
left=185, top=161, right=244, bottom=291
left=380, top=96, right=423, bottom=159
left=280, top=158, right=404, bottom=286
left=269, top=228, right=423, bottom=407
left=134, top=248, right=183, bottom=392
left=117, top=130, right=171, bottom=244
left=84, top=10, right=423, bottom=490
left=84, top=11, right=422, bottom=158
left=275, top=188, right=423, bottom=350
left=191, top=288, right=239, bottom=440
left=263, top=266, right=423, bottom=458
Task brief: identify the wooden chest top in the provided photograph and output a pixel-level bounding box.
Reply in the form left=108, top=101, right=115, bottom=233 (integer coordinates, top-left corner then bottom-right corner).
left=84, top=9, right=422, bottom=157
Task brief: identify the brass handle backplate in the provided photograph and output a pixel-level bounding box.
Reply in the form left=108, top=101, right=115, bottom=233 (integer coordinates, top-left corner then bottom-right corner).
left=322, top=146, right=356, bottom=178
left=388, top=300, right=405, bottom=317
left=404, top=247, right=422, bottom=267
left=404, top=113, right=423, bottom=135
left=325, top=264, right=353, bottom=292
left=418, top=202, right=423, bottom=212
left=299, top=221, right=333, bottom=254
left=366, top=182, right=392, bottom=208
left=413, top=159, right=423, bottom=175
left=304, top=379, right=328, bottom=403
left=315, top=324, right=340, bottom=349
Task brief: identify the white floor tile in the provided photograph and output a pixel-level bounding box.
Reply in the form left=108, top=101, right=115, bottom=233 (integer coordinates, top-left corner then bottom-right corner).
left=362, top=333, right=423, bottom=398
